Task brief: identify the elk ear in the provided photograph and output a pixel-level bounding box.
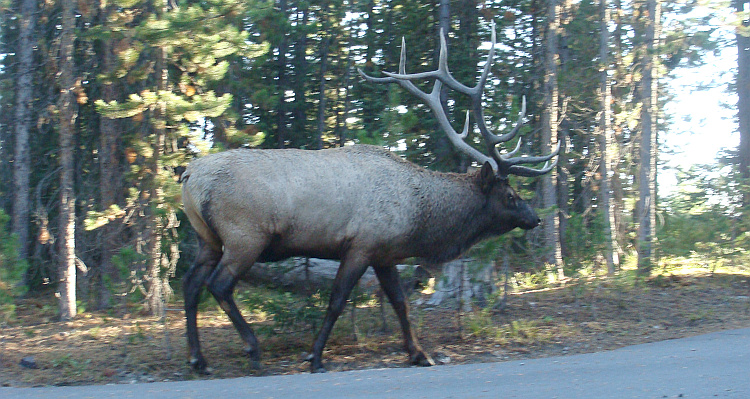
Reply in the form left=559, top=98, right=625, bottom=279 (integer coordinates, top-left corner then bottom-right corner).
left=479, top=162, right=495, bottom=193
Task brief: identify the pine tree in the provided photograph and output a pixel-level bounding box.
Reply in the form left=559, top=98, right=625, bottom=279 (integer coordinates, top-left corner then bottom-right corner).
left=599, top=0, right=619, bottom=274
left=736, top=0, right=750, bottom=207
left=11, top=0, right=37, bottom=262
left=57, top=0, right=77, bottom=320
left=542, top=0, right=565, bottom=280
left=637, top=0, right=661, bottom=275
left=94, top=0, right=254, bottom=314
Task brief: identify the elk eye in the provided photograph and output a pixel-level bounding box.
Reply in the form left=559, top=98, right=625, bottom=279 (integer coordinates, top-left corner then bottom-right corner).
left=507, top=194, right=516, bottom=204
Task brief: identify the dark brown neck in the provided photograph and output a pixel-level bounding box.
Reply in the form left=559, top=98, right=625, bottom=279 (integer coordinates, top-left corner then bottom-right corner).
left=407, top=171, right=512, bottom=263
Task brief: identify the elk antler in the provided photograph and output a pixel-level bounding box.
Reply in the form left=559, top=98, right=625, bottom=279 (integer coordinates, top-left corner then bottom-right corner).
left=358, top=22, right=560, bottom=178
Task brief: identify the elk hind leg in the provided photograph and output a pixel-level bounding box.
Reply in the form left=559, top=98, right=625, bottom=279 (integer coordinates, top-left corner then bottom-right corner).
left=373, top=265, right=434, bottom=367
left=183, top=240, right=222, bottom=373
left=206, top=251, right=262, bottom=368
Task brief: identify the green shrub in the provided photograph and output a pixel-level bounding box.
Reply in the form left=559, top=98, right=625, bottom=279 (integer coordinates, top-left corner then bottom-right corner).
left=240, top=288, right=328, bottom=335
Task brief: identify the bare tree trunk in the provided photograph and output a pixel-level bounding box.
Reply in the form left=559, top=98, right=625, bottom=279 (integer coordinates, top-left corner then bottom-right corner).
left=12, top=0, right=37, bottom=262
left=542, top=0, right=564, bottom=281
left=339, top=44, right=353, bottom=147
left=57, top=0, right=77, bottom=321
left=736, top=0, right=750, bottom=207
left=612, top=0, right=626, bottom=257
left=599, top=0, right=618, bottom=275
left=435, top=0, right=459, bottom=171
left=556, top=0, right=572, bottom=260
left=147, top=43, right=168, bottom=317
left=292, top=7, right=310, bottom=145
left=276, top=0, right=289, bottom=148
left=438, top=0, right=450, bottom=51
left=316, top=36, right=330, bottom=150
left=637, top=0, right=660, bottom=276
left=98, top=5, right=121, bottom=309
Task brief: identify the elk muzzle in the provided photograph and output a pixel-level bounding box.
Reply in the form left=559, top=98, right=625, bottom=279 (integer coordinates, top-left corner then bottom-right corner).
left=518, top=202, right=542, bottom=230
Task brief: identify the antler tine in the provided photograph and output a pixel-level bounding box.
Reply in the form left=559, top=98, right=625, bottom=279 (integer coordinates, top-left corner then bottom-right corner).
left=469, top=23, right=528, bottom=151
left=458, top=110, right=470, bottom=139
left=508, top=156, right=559, bottom=177
left=501, top=135, right=523, bottom=159
left=503, top=139, right=561, bottom=167
left=477, top=95, right=526, bottom=149
left=399, top=36, right=407, bottom=74
left=497, top=140, right=562, bottom=177
left=382, top=29, right=475, bottom=95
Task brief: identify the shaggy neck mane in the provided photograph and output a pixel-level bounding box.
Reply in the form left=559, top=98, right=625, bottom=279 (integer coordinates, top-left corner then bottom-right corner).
left=408, top=169, right=509, bottom=263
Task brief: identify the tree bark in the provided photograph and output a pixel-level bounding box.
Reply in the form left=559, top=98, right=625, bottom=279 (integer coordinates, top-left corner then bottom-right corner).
left=434, top=0, right=459, bottom=172
left=147, top=43, right=168, bottom=316
left=241, top=258, right=415, bottom=293
left=57, top=0, right=77, bottom=321
left=291, top=6, right=310, bottom=146
left=736, top=0, right=750, bottom=207
left=339, top=42, right=353, bottom=147
left=98, top=4, right=121, bottom=309
left=599, top=0, right=618, bottom=275
left=542, top=0, right=564, bottom=280
left=612, top=0, right=626, bottom=253
left=12, top=0, right=37, bottom=262
left=316, top=36, right=330, bottom=150
left=637, top=0, right=660, bottom=275
left=276, top=0, right=289, bottom=148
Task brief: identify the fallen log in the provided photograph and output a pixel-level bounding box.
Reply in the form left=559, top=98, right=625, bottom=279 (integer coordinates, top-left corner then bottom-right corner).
left=239, top=257, right=496, bottom=310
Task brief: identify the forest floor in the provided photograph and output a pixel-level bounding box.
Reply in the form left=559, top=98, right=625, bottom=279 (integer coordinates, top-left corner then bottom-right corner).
left=2, top=267, right=750, bottom=387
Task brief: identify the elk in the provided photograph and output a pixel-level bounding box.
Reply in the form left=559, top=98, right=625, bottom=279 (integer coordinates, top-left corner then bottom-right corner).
left=180, top=23, right=559, bottom=374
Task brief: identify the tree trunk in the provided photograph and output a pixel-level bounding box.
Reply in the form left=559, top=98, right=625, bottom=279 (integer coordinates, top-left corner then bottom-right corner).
left=736, top=0, right=750, bottom=207
left=637, top=0, right=660, bottom=276
left=339, top=42, right=353, bottom=147
left=276, top=0, right=289, bottom=148
left=291, top=7, right=310, bottom=146
left=542, top=0, right=564, bottom=281
left=98, top=5, right=121, bottom=309
left=57, top=0, right=77, bottom=321
left=599, top=0, right=618, bottom=275
left=147, top=42, right=168, bottom=317
left=12, top=0, right=37, bottom=262
left=316, top=36, right=330, bottom=150
left=612, top=0, right=626, bottom=255
left=556, top=0, right=571, bottom=259
left=425, top=259, right=496, bottom=311
left=240, top=258, right=415, bottom=294
left=434, top=0, right=459, bottom=171
left=455, top=0, right=477, bottom=174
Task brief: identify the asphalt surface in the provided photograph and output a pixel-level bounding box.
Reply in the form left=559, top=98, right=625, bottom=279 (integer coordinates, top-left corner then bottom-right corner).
left=2, top=327, right=749, bottom=399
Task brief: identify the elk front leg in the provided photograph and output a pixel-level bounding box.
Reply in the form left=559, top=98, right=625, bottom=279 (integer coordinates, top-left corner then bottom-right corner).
left=310, top=254, right=370, bottom=373
left=373, top=265, right=435, bottom=367
left=183, top=242, right=222, bottom=373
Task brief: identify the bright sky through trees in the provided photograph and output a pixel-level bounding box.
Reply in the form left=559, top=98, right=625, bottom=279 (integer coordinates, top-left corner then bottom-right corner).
left=662, top=8, right=738, bottom=194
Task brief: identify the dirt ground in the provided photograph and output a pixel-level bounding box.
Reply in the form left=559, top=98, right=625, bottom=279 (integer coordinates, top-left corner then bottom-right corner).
left=2, top=270, right=750, bottom=387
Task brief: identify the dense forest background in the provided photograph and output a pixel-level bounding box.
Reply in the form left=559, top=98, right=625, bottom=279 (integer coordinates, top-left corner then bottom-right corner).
left=0, top=0, right=748, bottom=321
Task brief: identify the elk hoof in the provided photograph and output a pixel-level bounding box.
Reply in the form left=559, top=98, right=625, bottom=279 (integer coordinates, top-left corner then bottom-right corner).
left=410, top=351, right=435, bottom=367
left=244, top=347, right=262, bottom=367
left=248, top=359, right=262, bottom=370
left=189, top=357, right=211, bottom=375
left=311, top=364, right=327, bottom=373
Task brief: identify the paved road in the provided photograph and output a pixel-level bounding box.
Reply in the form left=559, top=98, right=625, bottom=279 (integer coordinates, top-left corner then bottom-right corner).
left=3, top=327, right=749, bottom=399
